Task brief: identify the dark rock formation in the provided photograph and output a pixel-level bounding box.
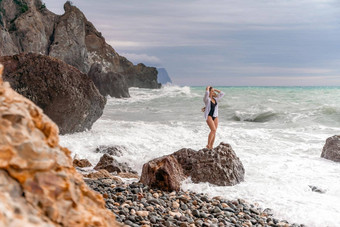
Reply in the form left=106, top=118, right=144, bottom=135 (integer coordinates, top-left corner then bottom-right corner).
left=125, top=63, right=161, bottom=88
left=94, top=145, right=127, bottom=157
left=94, top=154, right=137, bottom=174
left=321, top=135, right=340, bottom=162
left=140, top=155, right=186, bottom=191
left=0, top=0, right=160, bottom=96
left=174, top=142, right=245, bottom=186
left=157, top=68, right=172, bottom=84
left=88, top=63, right=130, bottom=98
left=140, top=142, right=245, bottom=191
left=0, top=52, right=106, bottom=134
left=73, top=158, right=92, bottom=168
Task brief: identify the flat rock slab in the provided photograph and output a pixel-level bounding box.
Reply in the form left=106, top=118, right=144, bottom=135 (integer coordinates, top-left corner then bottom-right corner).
left=140, top=142, right=245, bottom=191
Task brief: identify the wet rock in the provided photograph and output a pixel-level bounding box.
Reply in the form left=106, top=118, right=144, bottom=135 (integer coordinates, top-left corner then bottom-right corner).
left=94, top=153, right=137, bottom=174
left=173, top=142, right=245, bottom=186
left=0, top=64, right=118, bottom=226
left=84, top=169, right=122, bottom=183
left=0, top=1, right=161, bottom=94
left=140, top=155, right=186, bottom=191
left=95, top=145, right=126, bottom=157
left=0, top=53, right=106, bottom=134
left=321, top=135, right=340, bottom=162
left=88, top=63, right=130, bottom=98
left=73, top=158, right=92, bottom=168
left=141, top=142, right=245, bottom=191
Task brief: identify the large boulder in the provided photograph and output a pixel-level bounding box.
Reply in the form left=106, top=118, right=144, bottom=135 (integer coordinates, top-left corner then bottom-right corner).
left=321, top=135, right=340, bottom=162
left=0, top=52, right=106, bottom=134
left=140, top=142, right=245, bottom=191
left=0, top=0, right=160, bottom=96
left=88, top=63, right=130, bottom=98
left=0, top=64, right=119, bottom=226
left=140, top=155, right=186, bottom=192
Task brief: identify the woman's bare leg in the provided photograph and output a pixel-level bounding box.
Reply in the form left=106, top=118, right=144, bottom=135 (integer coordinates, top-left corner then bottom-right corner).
left=211, top=117, right=219, bottom=148
left=206, top=116, right=216, bottom=149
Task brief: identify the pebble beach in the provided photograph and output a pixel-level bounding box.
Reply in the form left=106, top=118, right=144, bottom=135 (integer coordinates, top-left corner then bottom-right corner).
left=85, top=178, right=305, bottom=227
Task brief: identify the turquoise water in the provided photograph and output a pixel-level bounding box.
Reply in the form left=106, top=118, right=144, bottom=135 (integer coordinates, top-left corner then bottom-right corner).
left=61, top=85, right=340, bottom=227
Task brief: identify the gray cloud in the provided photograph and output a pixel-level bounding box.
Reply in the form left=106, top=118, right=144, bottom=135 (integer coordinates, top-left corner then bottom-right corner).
left=43, top=0, right=340, bottom=85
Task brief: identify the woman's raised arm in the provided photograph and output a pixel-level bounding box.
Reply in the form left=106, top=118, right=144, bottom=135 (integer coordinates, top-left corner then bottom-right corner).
left=203, top=86, right=210, bottom=103
left=215, top=90, right=225, bottom=101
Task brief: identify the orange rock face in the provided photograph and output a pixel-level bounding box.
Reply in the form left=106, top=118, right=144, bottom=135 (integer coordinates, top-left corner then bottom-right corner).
left=0, top=64, right=120, bottom=226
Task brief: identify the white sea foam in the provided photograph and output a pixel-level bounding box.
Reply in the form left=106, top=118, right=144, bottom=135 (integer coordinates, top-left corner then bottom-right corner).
left=60, top=86, right=340, bottom=227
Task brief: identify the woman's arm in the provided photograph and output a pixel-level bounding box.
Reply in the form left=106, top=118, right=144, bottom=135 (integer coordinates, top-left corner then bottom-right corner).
left=203, top=86, right=210, bottom=103
left=215, top=91, right=225, bottom=101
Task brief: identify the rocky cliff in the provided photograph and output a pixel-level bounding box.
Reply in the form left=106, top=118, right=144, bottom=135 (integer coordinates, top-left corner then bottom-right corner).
left=0, top=64, right=120, bottom=226
left=0, top=0, right=160, bottom=97
left=0, top=53, right=106, bottom=134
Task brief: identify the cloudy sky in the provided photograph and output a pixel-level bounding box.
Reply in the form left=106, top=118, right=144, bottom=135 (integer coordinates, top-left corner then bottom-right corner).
left=44, top=0, right=340, bottom=86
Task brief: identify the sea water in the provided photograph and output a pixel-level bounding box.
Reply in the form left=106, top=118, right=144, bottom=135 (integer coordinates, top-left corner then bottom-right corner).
left=60, top=86, right=340, bottom=227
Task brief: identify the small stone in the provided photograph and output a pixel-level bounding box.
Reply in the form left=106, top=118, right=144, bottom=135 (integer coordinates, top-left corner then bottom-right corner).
left=128, top=215, right=136, bottom=222
left=180, top=223, right=189, bottom=227
left=153, top=193, right=160, bottom=198
left=150, top=216, right=157, bottom=223
left=181, top=204, right=188, bottom=210
left=172, top=201, right=180, bottom=209
left=130, top=209, right=136, bottom=215
left=243, top=220, right=252, bottom=227
left=146, top=206, right=154, bottom=211
left=192, top=210, right=200, bottom=217
left=213, top=207, right=222, bottom=213
left=224, top=207, right=235, bottom=213
left=200, top=212, right=208, bottom=218
left=136, top=210, right=149, bottom=217
left=221, top=203, right=229, bottom=208
left=169, top=211, right=182, bottom=217
left=169, top=191, right=176, bottom=196
left=250, top=208, right=260, bottom=215
left=148, top=199, right=160, bottom=205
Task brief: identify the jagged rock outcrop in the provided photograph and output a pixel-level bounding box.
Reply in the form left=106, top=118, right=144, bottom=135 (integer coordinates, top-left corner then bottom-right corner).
left=88, top=63, right=130, bottom=98
left=0, top=0, right=160, bottom=96
left=0, top=52, right=106, bottom=134
left=0, top=64, right=120, bottom=226
left=140, top=142, right=245, bottom=191
left=321, top=135, right=340, bottom=162
left=73, top=158, right=92, bottom=168
left=94, top=154, right=138, bottom=175
left=0, top=0, right=58, bottom=55
left=140, top=155, right=186, bottom=191
left=94, top=145, right=127, bottom=157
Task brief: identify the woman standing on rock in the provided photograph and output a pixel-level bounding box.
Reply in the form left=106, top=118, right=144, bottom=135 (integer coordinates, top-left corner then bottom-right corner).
left=203, top=86, right=225, bottom=149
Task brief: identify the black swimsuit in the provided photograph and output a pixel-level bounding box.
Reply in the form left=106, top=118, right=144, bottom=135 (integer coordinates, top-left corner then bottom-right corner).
left=208, top=99, right=217, bottom=121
